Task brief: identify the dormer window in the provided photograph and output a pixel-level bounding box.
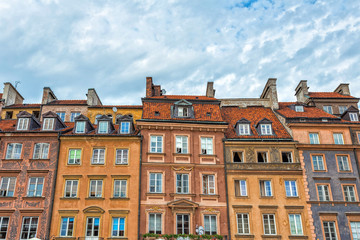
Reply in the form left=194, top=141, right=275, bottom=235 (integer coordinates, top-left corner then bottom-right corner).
left=178, top=107, right=189, bottom=117
left=98, top=121, right=108, bottom=134
left=120, top=122, right=130, bottom=134
left=42, top=118, right=54, bottom=130
left=75, top=121, right=85, bottom=133
left=238, top=124, right=250, bottom=135
left=17, top=118, right=29, bottom=130
left=260, top=124, right=272, bottom=135
left=350, top=113, right=359, bottom=121
left=295, top=106, right=304, bottom=112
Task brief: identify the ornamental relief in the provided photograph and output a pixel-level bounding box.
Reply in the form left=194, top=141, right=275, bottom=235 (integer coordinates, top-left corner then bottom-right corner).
left=146, top=206, right=165, bottom=213
left=246, top=147, right=255, bottom=163
left=172, top=166, right=193, bottom=171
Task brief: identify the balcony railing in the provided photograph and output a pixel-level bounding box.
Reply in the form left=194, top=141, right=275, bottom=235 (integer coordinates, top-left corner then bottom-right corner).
left=141, top=234, right=227, bottom=240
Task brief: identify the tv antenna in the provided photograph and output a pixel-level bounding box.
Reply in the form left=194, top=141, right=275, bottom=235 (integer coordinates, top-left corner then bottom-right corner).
left=15, top=81, right=21, bottom=88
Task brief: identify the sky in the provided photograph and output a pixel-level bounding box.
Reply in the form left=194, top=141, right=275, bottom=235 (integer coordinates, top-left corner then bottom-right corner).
left=0, top=0, right=360, bottom=105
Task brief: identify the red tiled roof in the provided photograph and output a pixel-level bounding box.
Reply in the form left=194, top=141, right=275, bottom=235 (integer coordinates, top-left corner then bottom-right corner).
left=90, top=105, right=143, bottom=109
left=0, top=93, right=2, bottom=99
left=3, top=103, right=41, bottom=109
left=0, top=119, right=17, bottom=131
left=277, top=102, right=339, bottom=119
left=148, top=95, right=217, bottom=100
left=48, top=100, right=87, bottom=105
left=308, top=92, right=356, bottom=99
left=221, top=106, right=291, bottom=139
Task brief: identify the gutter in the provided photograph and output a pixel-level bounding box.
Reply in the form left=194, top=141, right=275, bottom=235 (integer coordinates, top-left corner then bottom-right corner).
left=225, top=138, right=294, bottom=142
left=137, top=136, right=143, bottom=240
left=223, top=139, right=231, bottom=240
left=137, top=119, right=229, bottom=125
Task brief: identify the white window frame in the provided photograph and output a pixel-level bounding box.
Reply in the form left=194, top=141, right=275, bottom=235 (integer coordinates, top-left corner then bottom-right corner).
left=260, top=124, right=272, bottom=135
left=323, top=221, right=338, bottom=240
left=260, top=180, right=272, bottom=197
left=75, top=121, right=85, bottom=133
left=323, top=106, right=333, bottom=114
left=350, top=222, right=360, bottom=240
left=350, top=112, right=359, bottom=121
left=201, top=137, right=213, bottom=155
left=27, top=177, right=44, bottom=197
left=20, top=217, right=38, bottom=240
left=235, top=180, right=247, bottom=197
left=202, top=174, right=215, bottom=195
left=238, top=124, right=250, bottom=135
left=176, top=214, right=190, bottom=234
left=0, top=177, right=16, bottom=197
left=236, top=213, right=250, bottom=234
left=89, top=180, right=103, bottom=198
left=289, top=214, right=303, bottom=235
left=176, top=173, right=189, bottom=194
left=149, top=173, right=162, bottom=193
left=60, top=217, right=74, bottom=237
left=178, top=107, right=189, bottom=117
left=148, top=213, right=162, bottom=234
left=333, top=133, right=344, bottom=145
left=204, top=215, right=217, bottom=235
left=150, top=136, right=163, bottom=153
left=33, top=143, right=50, bottom=159
left=120, top=122, right=130, bottom=134
left=5, top=143, right=22, bottom=159
left=98, top=121, right=108, bottom=134
left=114, top=179, right=127, bottom=198
left=339, top=106, right=347, bottom=114
left=17, top=118, right=29, bottom=130
left=64, top=180, right=78, bottom=198
left=56, top=112, right=66, bottom=122
left=263, top=214, right=276, bottom=235
left=337, top=155, right=350, bottom=171
left=68, top=149, right=81, bottom=165
left=176, top=136, right=188, bottom=154
left=343, top=185, right=356, bottom=202
left=285, top=180, right=298, bottom=197
left=112, top=217, right=126, bottom=237
left=86, top=217, right=100, bottom=237
left=70, top=112, right=80, bottom=122
left=115, top=149, right=128, bottom=165
left=312, top=155, right=325, bottom=171
left=0, top=217, right=9, bottom=240
left=91, top=148, right=105, bottom=164
left=42, top=118, right=54, bottom=130
left=309, top=133, right=320, bottom=144
left=317, top=184, right=330, bottom=201
left=295, top=105, right=304, bottom=112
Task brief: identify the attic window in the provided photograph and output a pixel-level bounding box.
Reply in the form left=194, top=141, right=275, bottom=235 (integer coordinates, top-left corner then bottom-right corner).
left=257, top=152, right=268, bottom=163
left=178, top=107, right=189, bottom=117
left=238, top=124, right=250, bottom=135
left=154, top=111, right=160, bottom=116
left=75, top=121, right=85, bottom=133
left=260, top=124, right=272, bottom=135
left=300, top=118, right=306, bottom=122
left=339, top=106, right=347, bottom=114
left=295, top=106, right=304, bottom=112
left=98, top=121, right=108, bottom=134
left=206, top=112, right=211, bottom=117
left=5, top=111, right=13, bottom=119
left=349, top=113, right=359, bottom=121
left=17, top=118, right=29, bottom=130
left=120, top=122, right=130, bottom=134
left=322, top=119, right=328, bottom=122
left=233, top=151, right=244, bottom=163
left=43, top=118, right=54, bottom=131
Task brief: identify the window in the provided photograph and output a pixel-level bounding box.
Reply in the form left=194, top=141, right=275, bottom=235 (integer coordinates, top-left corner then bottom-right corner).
left=323, top=106, right=333, bottom=114
left=114, top=180, right=127, bottom=198
left=260, top=124, right=272, bottom=135
left=75, top=121, right=85, bottom=133
left=337, top=155, right=350, bottom=171
left=60, top=217, right=74, bottom=237
left=317, top=185, right=331, bottom=201
left=70, top=112, right=80, bottom=122
left=323, top=221, right=338, bottom=240
left=64, top=180, right=78, bottom=198
left=27, top=177, right=44, bottom=197
left=339, top=106, right=347, bottom=114
left=91, top=148, right=105, bottom=164
left=233, top=151, right=244, bottom=163
left=56, top=112, right=66, bottom=122
left=5, top=143, right=22, bottom=159
left=115, top=149, right=128, bottom=165
left=176, top=174, right=189, bottom=194
left=201, top=137, right=213, bottom=155
left=289, top=214, right=303, bottom=235
left=112, top=217, right=125, bottom=237
left=333, top=133, right=344, bottom=144
left=68, top=149, right=81, bottom=164
left=177, top=214, right=190, bottom=234
left=259, top=180, right=272, bottom=197
left=89, top=180, right=103, bottom=197
left=149, top=173, right=162, bottom=193
left=350, top=113, right=359, bottom=121
left=312, top=155, right=325, bottom=171
left=42, top=118, right=54, bottom=130
left=17, top=118, right=29, bottom=130
left=5, top=111, right=13, bottom=119
left=98, top=121, right=108, bottom=134
left=202, top=174, right=215, bottom=195
left=257, top=152, right=268, bottom=163
left=204, top=215, right=217, bottom=235
left=350, top=222, right=360, bottom=240
left=86, top=217, right=100, bottom=237
left=0, top=177, right=16, bottom=197
left=176, top=136, right=188, bottom=153
left=263, top=214, right=276, bottom=235
left=236, top=213, right=250, bottom=234
left=285, top=180, right=298, bottom=197
left=178, top=107, right=189, bottom=117
left=238, top=124, right=250, bottom=135
left=149, top=213, right=162, bottom=234
left=0, top=217, right=9, bottom=240
left=120, top=122, right=130, bottom=134
left=234, top=180, right=247, bottom=197
left=343, top=185, right=356, bottom=202
left=150, top=136, right=163, bottom=153
left=33, top=143, right=49, bottom=159
left=309, top=133, right=320, bottom=144
left=282, top=152, right=293, bottom=163
left=295, top=105, right=304, bottom=112
left=20, top=217, right=38, bottom=239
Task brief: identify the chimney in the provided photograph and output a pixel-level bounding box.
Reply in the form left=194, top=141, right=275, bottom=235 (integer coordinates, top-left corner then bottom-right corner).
left=87, top=88, right=102, bottom=106
left=206, top=82, right=215, bottom=98
left=295, top=80, right=309, bottom=103
left=260, top=78, right=279, bottom=109
left=2, top=82, right=24, bottom=106
left=41, top=87, right=57, bottom=104
left=334, top=83, right=350, bottom=96
left=145, top=77, right=162, bottom=97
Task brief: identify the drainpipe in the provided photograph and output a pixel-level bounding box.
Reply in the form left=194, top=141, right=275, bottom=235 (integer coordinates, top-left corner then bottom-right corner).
left=350, top=127, right=360, bottom=177
left=137, top=136, right=143, bottom=240
left=223, top=139, right=231, bottom=240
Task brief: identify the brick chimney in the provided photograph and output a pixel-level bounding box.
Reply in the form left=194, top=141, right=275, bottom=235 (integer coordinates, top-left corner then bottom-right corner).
left=260, top=78, right=279, bottom=109
left=145, top=77, right=162, bottom=97
left=41, top=87, right=57, bottom=104
left=2, top=82, right=24, bottom=106
left=87, top=88, right=102, bottom=106
left=334, top=83, right=350, bottom=96
left=206, top=82, right=215, bottom=98
left=295, top=80, right=309, bottom=103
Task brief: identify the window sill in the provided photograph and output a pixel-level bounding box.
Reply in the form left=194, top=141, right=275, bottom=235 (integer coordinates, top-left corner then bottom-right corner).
left=260, top=196, right=274, bottom=199
left=169, top=193, right=196, bottom=197
left=172, top=153, right=192, bottom=156
left=29, top=158, right=50, bottom=161
left=107, top=237, right=128, bottom=239
left=90, top=163, right=105, bottom=166
left=286, top=196, right=300, bottom=199
left=53, top=237, right=76, bottom=240
left=147, top=152, right=166, bottom=155
left=261, top=235, right=281, bottom=239
left=235, top=196, right=249, bottom=199
left=200, top=194, right=219, bottom=198
left=235, top=234, right=254, bottom=239
left=288, top=236, right=308, bottom=239
left=146, top=192, right=166, bottom=196
left=115, top=163, right=129, bottom=166
left=110, top=197, right=130, bottom=200
left=22, top=196, right=45, bottom=200
left=85, top=197, right=105, bottom=200
left=198, top=154, right=217, bottom=157
left=2, top=158, right=22, bottom=161
left=0, top=196, right=16, bottom=200
left=60, top=197, right=80, bottom=200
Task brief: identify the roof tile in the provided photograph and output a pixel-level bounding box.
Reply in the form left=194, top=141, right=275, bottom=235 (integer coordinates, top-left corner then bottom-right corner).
left=308, top=92, right=356, bottom=99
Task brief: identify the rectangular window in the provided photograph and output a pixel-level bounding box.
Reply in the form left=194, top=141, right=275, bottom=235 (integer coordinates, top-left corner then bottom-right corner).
left=176, top=214, right=190, bottom=234
left=120, top=122, right=130, bottom=134
left=0, top=177, right=16, bottom=197
left=204, top=215, right=217, bottom=235
left=350, top=113, right=359, bottom=121
left=343, top=185, right=356, bottom=202
left=112, top=217, right=125, bottom=237
left=114, top=180, right=127, bottom=198
left=323, top=106, right=333, bottom=114
left=312, top=155, right=325, bottom=171
left=27, top=177, right=44, bottom=197
left=201, top=137, right=213, bottom=155
left=202, top=174, right=215, bottom=195
left=263, top=214, right=276, bottom=235
left=333, top=133, right=344, bottom=144
left=98, top=121, right=108, bottom=134
left=86, top=217, right=100, bottom=237
left=323, top=221, right=338, bottom=240
left=237, top=213, right=250, bottom=234
left=350, top=222, right=360, bottom=240
left=259, top=180, right=272, bottom=197
left=233, top=151, right=244, bottom=163
left=295, top=105, right=304, bottom=112
left=309, top=133, right=320, bottom=144
left=178, top=107, right=189, bottom=117
left=150, top=136, right=163, bottom=153
left=75, top=121, right=85, bottom=133
left=70, top=112, right=80, bottom=122
left=64, top=180, right=78, bottom=198
left=339, top=106, right=347, bottom=114
left=91, top=148, right=105, bottom=164
left=56, top=112, right=66, bottom=121
left=260, top=124, right=272, bottom=135
left=176, top=136, right=188, bottom=154
left=234, top=180, right=247, bottom=197
left=115, top=149, right=128, bottom=165
left=0, top=217, right=9, bottom=240
left=289, top=214, right=303, bottom=235
left=285, top=180, right=298, bottom=197
left=149, top=173, right=162, bottom=193
left=20, top=217, right=38, bottom=239
left=317, top=184, right=331, bottom=201
left=5, top=143, right=22, bottom=159
left=17, top=118, right=29, bottom=130
left=282, top=152, right=293, bottom=163
left=176, top=174, right=189, bottom=194
left=42, top=118, right=54, bottom=130
left=257, top=152, right=268, bottom=163
left=238, top=124, right=250, bottom=135
left=337, top=155, right=350, bottom=171
left=33, top=143, right=49, bottom=159
left=68, top=149, right=81, bottom=164
left=60, top=217, right=74, bottom=237
left=149, top=213, right=162, bottom=234
left=89, top=180, right=103, bottom=198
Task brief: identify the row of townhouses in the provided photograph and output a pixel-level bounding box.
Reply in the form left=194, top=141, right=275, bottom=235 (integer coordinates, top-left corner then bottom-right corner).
left=0, top=77, right=359, bottom=240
